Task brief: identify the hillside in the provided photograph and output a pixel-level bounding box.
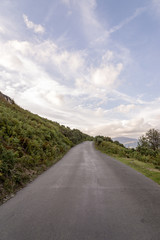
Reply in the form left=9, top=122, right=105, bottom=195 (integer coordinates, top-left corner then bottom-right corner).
left=0, top=92, right=92, bottom=203
left=113, top=137, right=138, bottom=148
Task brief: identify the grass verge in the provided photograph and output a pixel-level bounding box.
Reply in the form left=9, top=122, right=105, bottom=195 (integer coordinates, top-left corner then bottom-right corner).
left=96, top=146, right=160, bottom=185
left=115, top=156, right=160, bottom=185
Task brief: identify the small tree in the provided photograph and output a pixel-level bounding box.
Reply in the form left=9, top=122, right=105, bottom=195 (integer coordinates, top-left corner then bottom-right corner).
left=95, top=137, right=103, bottom=145
left=138, top=128, right=160, bottom=151
left=146, top=128, right=160, bottom=150
left=138, top=135, right=150, bottom=148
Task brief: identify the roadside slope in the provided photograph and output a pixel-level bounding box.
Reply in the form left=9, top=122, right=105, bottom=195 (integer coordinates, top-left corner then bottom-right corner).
left=0, top=93, right=92, bottom=203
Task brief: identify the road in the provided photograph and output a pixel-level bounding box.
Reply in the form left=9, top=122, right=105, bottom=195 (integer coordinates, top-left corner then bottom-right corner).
left=0, top=141, right=160, bottom=240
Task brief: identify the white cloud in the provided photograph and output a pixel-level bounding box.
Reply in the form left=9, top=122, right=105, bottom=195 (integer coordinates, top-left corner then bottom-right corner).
left=89, top=118, right=152, bottom=138
left=137, top=98, right=160, bottom=127
left=0, top=40, right=67, bottom=106
left=75, top=50, right=124, bottom=101
left=1, top=39, right=123, bottom=102
left=115, top=104, right=135, bottom=113
left=91, top=63, right=123, bottom=88
left=23, top=14, right=45, bottom=34
left=83, top=97, right=160, bottom=138
left=0, top=39, right=85, bottom=83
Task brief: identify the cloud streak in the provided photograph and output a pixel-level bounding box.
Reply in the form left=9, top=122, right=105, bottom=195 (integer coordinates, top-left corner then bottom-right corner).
left=108, top=6, right=147, bottom=34
left=61, top=0, right=108, bottom=44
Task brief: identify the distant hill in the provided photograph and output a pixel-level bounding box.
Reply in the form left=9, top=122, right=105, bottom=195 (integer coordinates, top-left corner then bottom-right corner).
left=0, top=91, right=92, bottom=203
left=113, top=137, right=138, bottom=148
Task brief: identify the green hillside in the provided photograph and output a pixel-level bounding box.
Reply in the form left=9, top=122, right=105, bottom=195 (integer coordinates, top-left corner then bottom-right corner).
left=0, top=94, right=92, bottom=203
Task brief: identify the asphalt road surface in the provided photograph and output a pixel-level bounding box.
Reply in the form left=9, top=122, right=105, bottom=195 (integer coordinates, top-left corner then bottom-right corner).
left=0, top=141, right=160, bottom=240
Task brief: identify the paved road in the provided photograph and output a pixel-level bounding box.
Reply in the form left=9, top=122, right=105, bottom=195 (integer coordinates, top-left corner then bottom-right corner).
left=0, top=141, right=160, bottom=240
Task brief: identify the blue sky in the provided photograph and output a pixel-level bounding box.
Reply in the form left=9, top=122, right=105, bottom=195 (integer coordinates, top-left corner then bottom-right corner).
left=0, top=0, right=160, bottom=138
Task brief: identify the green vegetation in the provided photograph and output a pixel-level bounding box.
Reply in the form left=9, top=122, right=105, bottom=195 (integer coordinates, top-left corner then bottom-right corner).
left=0, top=95, right=92, bottom=203
left=138, top=128, right=160, bottom=151
left=95, top=134, right=160, bottom=184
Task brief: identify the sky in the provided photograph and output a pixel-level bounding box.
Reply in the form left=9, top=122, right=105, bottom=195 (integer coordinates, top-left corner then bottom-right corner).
left=0, top=0, right=160, bottom=138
